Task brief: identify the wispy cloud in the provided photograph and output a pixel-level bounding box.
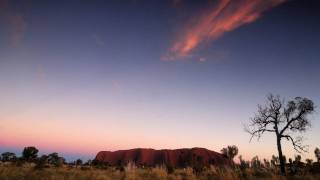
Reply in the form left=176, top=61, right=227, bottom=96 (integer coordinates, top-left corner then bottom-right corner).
left=163, top=0, right=286, bottom=60
left=0, top=0, right=27, bottom=47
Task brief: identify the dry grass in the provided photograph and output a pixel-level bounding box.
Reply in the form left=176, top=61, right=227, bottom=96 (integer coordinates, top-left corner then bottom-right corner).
left=0, top=163, right=319, bottom=180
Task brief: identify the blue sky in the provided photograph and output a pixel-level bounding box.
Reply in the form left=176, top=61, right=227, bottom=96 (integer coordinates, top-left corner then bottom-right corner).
left=0, top=0, right=319, bottom=161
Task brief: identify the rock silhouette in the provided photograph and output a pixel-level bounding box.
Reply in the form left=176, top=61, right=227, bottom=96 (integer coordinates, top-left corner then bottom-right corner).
left=95, top=148, right=232, bottom=167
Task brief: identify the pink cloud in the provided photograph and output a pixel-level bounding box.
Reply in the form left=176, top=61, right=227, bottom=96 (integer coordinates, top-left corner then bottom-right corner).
left=163, top=0, right=286, bottom=60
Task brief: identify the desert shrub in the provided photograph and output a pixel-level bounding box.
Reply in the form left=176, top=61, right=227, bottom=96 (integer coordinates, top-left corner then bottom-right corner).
left=239, top=155, right=250, bottom=170
left=34, top=155, right=48, bottom=170
left=165, top=163, right=175, bottom=174
left=198, top=169, right=220, bottom=180
left=172, top=167, right=196, bottom=180
left=295, top=155, right=301, bottom=163
left=1, top=164, right=320, bottom=180
left=130, top=168, right=158, bottom=180
left=1, top=152, right=17, bottom=162
left=310, top=162, right=320, bottom=174
left=151, top=166, right=168, bottom=179
left=251, top=156, right=262, bottom=169
left=315, top=148, right=320, bottom=162
left=306, top=159, right=313, bottom=166
left=83, top=159, right=92, bottom=166
left=92, top=159, right=109, bottom=169
left=191, top=155, right=206, bottom=175
left=125, top=161, right=137, bottom=172
left=305, top=159, right=314, bottom=173
left=14, top=158, right=25, bottom=167
left=22, top=147, right=39, bottom=162
left=282, top=155, right=287, bottom=165
left=291, top=155, right=305, bottom=175
left=271, top=155, right=279, bottom=169
left=47, top=152, right=65, bottom=167
left=209, top=166, right=240, bottom=180
left=192, top=164, right=204, bottom=175
left=80, top=166, right=91, bottom=171
left=75, top=159, right=82, bottom=167
left=221, top=145, right=239, bottom=162
left=252, top=168, right=271, bottom=178
left=116, top=165, right=125, bottom=172
left=263, top=159, right=269, bottom=168
left=237, top=168, right=249, bottom=179
left=288, top=158, right=296, bottom=175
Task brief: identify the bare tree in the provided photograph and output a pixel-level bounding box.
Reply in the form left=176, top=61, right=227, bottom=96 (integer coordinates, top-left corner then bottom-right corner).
left=245, top=94, right=315, bottom=174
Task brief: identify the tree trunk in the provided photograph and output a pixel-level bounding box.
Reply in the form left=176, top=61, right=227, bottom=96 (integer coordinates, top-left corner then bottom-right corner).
left=277, top=136, right=286, bottom=174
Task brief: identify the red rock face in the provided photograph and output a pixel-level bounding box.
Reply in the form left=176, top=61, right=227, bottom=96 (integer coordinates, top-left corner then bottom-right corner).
left=95, top=148, right=232, bottom=167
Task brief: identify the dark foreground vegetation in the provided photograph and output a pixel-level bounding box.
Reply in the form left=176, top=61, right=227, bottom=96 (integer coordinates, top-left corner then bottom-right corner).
left=1, top=146, right=320, bottom=180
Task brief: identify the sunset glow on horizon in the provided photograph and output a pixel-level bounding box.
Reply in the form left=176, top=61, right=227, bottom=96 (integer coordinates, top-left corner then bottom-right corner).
left=1, top=0, right=320, bottom=162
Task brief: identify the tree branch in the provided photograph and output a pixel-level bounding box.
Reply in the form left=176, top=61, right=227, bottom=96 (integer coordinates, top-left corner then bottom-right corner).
left=281, top=134, right=308, bottom=153
left=280, top=110, right=305, bottom=135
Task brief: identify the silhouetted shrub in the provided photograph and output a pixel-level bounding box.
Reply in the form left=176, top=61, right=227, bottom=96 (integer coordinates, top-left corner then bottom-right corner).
left=221, top=145, right=238, bottom=162
left=83, top=159, right=92, bottom=166
left=315, top=148, right=320, bottom=163
left=310, top=162, right=320, bottom=174
left=166, top=163, right=174, bottom=174
left=191, top=155, right=205, bottom=175
left=92, top=159, right=109, bottom=169
left=116, top=165, right=125, bottom=172
left=76, top=159, right=83, bottom=167
left=47, top=152, right=65, bottom=167
left=14, top=157, right=25, bottom=167
left=1, top=152, right=16, bottom=162
left=239, top=155, right=250, bottom=170
left=251, top=156, right=262, bottom=169
left=252, top=168, right=270, bottom=178
left=270, top=155, right=279, bottom=169
left=263, top=158, right=271, bottom=168
left=22, top=146, right=38, bottom=162
left=81, top=166, right=91, bottom=171
left=35, top=155, right=49, bottom=170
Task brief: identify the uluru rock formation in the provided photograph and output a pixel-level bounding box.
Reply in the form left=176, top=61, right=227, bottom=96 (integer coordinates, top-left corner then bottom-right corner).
left=95, top=148, right=232, bottom=168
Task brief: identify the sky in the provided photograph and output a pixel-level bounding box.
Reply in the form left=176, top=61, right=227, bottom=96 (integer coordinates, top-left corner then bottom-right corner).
left=0, top=0, right=320, bottom=162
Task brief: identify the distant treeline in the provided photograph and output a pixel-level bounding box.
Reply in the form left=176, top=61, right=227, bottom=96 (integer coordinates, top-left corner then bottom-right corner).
left=1, top=145, right=320, bottom=176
